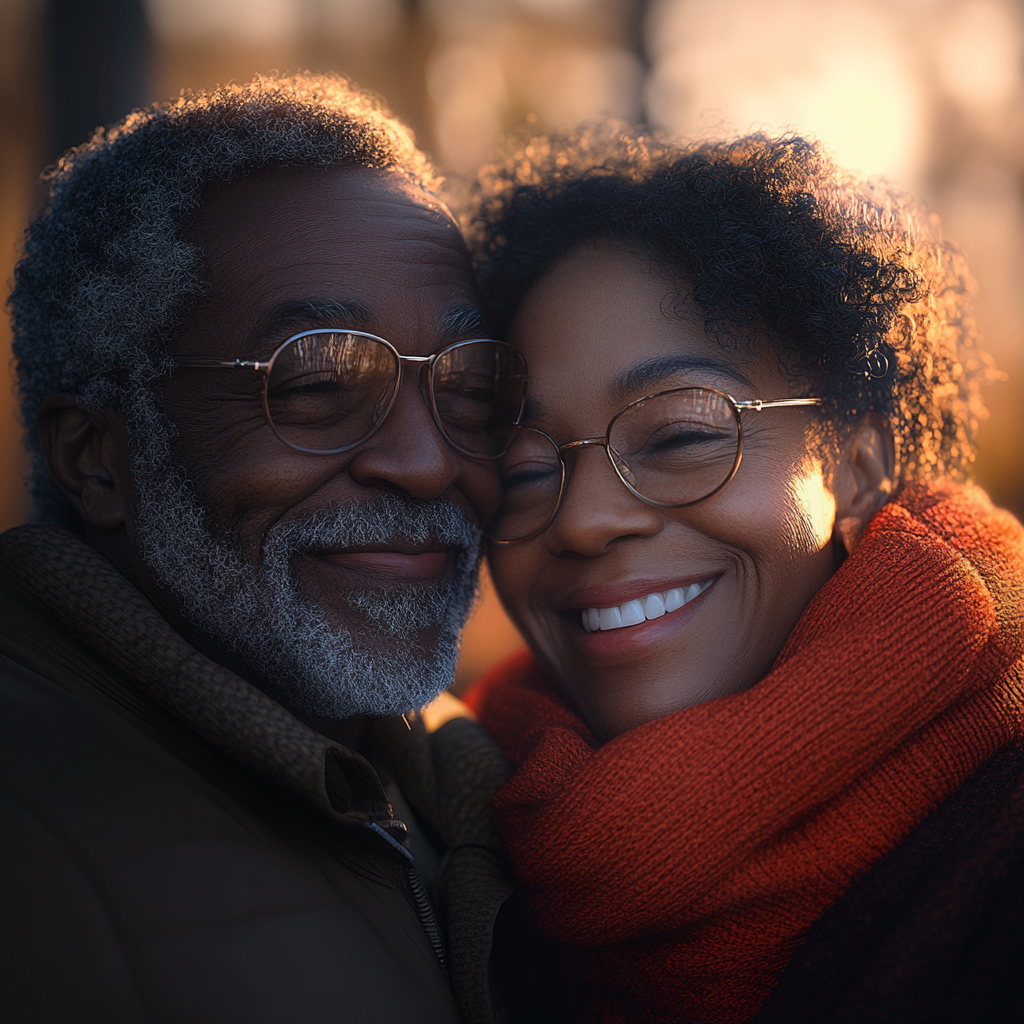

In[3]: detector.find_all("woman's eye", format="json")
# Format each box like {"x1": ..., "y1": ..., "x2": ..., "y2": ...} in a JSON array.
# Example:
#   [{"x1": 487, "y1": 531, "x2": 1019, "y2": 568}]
[{"x1": 643, "y1": 423, "x2": 728, "y2": 452}]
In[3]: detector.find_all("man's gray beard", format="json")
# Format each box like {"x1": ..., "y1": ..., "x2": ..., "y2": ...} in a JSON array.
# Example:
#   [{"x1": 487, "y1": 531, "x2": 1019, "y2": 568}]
[{"x1": 121, "y1": 389, "x2": 481, "y2": 721}]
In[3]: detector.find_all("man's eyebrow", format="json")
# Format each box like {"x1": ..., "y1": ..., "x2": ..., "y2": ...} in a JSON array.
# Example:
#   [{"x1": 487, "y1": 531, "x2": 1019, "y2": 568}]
[
  {"x1": 252, "y1": 298, "x2": 374, "y2": 348},
  {"x1": 250, "y1": 299, "x2": 489, "y2": 352},
  {"x1": 612, "y1": 356, "x2": 755, "y2": 399},
  {"x1": 441, "y1": 305, "x2": 489, "y2": 338}
]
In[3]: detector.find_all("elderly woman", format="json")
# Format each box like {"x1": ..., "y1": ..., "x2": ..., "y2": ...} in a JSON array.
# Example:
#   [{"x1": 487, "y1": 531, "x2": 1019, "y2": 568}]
[{"x1": 465, "y1": 132, "x2": 1024, "y2": 1023}]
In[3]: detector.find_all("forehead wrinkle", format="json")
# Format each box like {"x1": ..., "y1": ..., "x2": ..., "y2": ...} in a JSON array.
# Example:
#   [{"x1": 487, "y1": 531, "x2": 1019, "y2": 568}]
[{"x1": 612, "y1": 355, "x2": 756, "y2": 400}]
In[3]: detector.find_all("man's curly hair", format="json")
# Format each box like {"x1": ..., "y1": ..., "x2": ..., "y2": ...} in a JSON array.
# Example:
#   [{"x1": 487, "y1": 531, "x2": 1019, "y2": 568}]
[
  {"x1": 467, "y1": 127, "x2": 991, "y2": 484},
  {"x1": 9, "y1": 72, "x2": 439, "y2": 526}
]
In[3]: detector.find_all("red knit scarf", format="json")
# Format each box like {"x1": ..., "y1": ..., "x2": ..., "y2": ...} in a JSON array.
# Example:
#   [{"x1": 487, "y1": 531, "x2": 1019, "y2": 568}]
[{"x1": 468, "y1": 485, "x2": 1024, "y2": 1023}]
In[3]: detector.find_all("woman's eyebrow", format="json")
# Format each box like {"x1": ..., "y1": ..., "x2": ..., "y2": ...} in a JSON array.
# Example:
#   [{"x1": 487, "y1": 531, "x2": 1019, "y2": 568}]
[{"x1": 612, "y1": 356, "x2": 755, "y2": 399}]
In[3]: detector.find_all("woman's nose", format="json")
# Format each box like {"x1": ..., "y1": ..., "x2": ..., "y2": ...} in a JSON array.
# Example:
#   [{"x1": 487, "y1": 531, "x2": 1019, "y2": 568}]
[{"x1": 545, "y1": 445, "x2": 664, "y2": 556}]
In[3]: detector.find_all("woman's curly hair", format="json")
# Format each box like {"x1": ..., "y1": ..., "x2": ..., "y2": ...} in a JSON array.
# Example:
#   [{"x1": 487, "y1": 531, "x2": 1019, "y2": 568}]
[{"x1": 466, "y1": 127, "x2": 992, "y2": 483}]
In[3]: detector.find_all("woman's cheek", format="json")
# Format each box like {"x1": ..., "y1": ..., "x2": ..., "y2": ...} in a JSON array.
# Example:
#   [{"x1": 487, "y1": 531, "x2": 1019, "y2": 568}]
[{"x1": 782, "y1": 461, "x2": 837, "y2": 556}]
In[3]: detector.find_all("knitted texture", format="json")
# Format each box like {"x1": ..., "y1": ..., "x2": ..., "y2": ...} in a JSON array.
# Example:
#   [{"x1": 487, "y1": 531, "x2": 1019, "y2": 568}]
[{"x1": 468, "y1": 484, "x2": 1024, "y2": 1023}]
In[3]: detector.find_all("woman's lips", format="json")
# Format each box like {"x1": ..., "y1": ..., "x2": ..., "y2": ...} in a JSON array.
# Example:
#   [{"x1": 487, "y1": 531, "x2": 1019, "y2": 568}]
[
  {"x1": 313, "y1": 548, "x2": 450, "y2": 583},
  {"x1": 560, "y1": 573, "x2": 719, "y2": 613},
  {"x1": 561, "y1": 575, "x2": 719, "y2": 664}
]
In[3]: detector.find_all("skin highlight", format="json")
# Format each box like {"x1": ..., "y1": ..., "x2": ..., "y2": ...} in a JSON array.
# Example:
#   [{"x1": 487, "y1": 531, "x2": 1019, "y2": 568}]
[
  {"x1": 488, "y1": 243, "x2": 894, "y2": 740},
  {"x1": 37, "y1": 166, "x2": 500, "y2": 744}
]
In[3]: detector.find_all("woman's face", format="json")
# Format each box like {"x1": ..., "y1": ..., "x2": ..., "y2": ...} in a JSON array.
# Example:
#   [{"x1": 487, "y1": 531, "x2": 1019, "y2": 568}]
[{"x1": 488, "y1": 243, "x2": 848, "y2": 739}]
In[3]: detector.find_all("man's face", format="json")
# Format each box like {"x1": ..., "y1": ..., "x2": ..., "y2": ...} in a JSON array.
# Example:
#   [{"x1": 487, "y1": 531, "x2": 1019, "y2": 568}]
[{"x1": 118, "y1": 166, "x2": 499, "y2": 724}]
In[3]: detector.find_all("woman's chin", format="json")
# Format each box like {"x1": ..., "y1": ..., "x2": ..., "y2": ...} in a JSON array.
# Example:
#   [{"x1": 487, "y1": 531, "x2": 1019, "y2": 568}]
[{"x1": 541, "y1": 582, "x2": 739, "y2": 737}]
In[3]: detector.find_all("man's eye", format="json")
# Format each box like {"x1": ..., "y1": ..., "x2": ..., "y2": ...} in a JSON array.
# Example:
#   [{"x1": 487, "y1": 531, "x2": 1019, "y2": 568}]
[
  {"x1": 269, "y1": 374, "x2": 346, "y2": 397},
  {"x1": 500, "y1": 462, "x2": 560, "y2": 489}
]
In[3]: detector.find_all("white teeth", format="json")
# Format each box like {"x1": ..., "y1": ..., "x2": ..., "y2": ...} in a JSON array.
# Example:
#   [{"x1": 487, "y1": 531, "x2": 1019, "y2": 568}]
[
  {"x1": 619, "y1": 599, "x2": 646, "y2": 627},
  {"x1": 581, "y1": 580, "x2": 712, "y2": 633}
]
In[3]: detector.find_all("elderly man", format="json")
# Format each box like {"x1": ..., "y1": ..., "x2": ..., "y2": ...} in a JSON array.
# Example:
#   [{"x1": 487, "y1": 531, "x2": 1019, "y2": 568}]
[{"x1": 0, "y1": 76, "x2": 521, "y2": 1023}]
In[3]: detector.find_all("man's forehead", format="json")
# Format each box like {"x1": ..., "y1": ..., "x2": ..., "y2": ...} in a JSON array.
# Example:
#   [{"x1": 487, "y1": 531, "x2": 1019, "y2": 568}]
[
  {"x1": 178, "y1": 165, "x2": 482, "y2": 357},
  {"x1": 192, "y1": 164, "x2": 459, "y2": 244}
]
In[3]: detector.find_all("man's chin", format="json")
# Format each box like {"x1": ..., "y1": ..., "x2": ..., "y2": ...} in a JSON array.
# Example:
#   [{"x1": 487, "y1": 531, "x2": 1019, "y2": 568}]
[{"x1": 303, "y1": 601, "x2": 447, "y2": 656}]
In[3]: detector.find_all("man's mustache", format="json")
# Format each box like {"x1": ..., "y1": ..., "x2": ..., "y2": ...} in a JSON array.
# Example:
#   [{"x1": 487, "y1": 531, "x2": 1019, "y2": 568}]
[{"x1": 265, "y1": 491, "x2": 482, "y2": 562}]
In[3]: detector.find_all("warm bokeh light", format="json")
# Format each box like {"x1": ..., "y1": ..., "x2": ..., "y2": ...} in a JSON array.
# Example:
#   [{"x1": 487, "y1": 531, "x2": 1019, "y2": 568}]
[
  {"x1": 2, "y1": 0, "x2": 1023, "y2": 689},
  {"x1": 646, "y1": 0, "x2": 927, "y2": 189},
  {"x1": 454, "y1": 563, "x2": 526, "y2": 695}
]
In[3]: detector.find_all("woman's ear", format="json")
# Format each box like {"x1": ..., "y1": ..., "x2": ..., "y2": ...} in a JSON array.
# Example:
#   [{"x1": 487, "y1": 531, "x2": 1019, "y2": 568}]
[
  {"x1": 37, "y1": 395, "x2": 132, "y2": 531},
  {"x1": 832, "y1": 413, "x2": 895, "y2": 556}
]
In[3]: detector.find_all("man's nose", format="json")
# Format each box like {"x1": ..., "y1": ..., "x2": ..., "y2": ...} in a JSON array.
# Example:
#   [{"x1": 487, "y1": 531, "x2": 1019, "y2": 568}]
[
  {"x1": 346, "y1": 371, "x2": 458, "y2": 499},
  {"x1": 545, "y1": 446, "x2": 664, "y2": 556}
]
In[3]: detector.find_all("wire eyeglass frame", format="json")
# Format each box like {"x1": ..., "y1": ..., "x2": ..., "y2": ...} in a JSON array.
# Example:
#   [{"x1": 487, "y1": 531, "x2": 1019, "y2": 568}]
[
  {"x1": 173, "y1": 328, "x2": 528, "y2": 459},
  {"x1": 488, "y1": 386, "x2": 824, "y2": 544}
]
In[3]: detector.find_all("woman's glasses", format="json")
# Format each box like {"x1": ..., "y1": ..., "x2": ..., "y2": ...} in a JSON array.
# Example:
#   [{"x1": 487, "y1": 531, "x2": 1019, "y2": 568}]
[
  {"x1": 175, "y1": 329, "x2": 528, "y2": 459},
  {"x1": 488, "y1": 386, "x2": 823, "y2": 543}
]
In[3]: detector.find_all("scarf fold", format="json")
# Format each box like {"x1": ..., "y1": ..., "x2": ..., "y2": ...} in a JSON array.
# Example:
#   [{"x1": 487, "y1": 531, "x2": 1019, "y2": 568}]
[{"x1": 469, "y1": 484, "x2": 1024, "y2": 1023}]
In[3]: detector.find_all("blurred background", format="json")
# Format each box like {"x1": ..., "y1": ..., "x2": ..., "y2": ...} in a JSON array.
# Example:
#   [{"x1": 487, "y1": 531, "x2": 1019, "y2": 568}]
[{"x1": 2, "y1": 0, "x2": 1023, "y2": 690}]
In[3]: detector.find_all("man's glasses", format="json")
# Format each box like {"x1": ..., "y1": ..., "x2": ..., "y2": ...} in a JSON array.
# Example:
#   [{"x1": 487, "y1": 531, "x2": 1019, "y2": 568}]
[
  {"x1": 488, "y1": 386, "x2": 823, "y2": 543},
  {"x1": 174, "y1": 329, "x2": 528, "y2": 459}
]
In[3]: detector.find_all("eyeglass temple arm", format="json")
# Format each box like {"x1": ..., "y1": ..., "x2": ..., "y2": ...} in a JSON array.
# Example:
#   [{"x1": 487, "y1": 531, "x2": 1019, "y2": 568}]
[
  {"x1": 733, "y1": 397, "x2": 824, "y2": 411},
  {"x1": 173, "y1": 356, "x2": 271, "y2": 372}
]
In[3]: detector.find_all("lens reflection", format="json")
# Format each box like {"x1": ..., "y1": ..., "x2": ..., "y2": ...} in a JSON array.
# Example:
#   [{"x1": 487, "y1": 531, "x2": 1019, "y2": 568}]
[
  {"x1": 266, "y1": 333, "x2": 397, "y2": 453},
  {"x1": 266, "y1": 332, "x2": 526, "y2": 457},
  {"x1": 432, "y1": 342, "x2": 527, "y2": 457},
  {"x1": 610, "y1": 389, "x2": 740, "y2": 504},
  {"x1": 491, "y1": 427, "x2": 564, "y2": 541}
]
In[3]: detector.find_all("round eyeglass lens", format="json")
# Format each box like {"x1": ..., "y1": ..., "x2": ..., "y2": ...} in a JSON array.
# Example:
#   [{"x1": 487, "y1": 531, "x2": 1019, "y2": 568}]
[
  {"x1": 265, "y1": 332, "x2": 398, "y2": 454},
  {"x1": 431, "y1": 342, "x2": 528, "y2": 458},
  {"x1": 608, "y1": 388, "x2": 741, "y2": 506},
  {"x1": 490, "y1": 427, "x2": 564, "y2": 542}
]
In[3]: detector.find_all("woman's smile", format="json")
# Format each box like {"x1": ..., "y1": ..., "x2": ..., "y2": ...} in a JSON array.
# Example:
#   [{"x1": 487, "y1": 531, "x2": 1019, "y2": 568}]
[
  {"x1": 563, "y1": 572, "x2": 719, "y2": 662},
  {"x1": 575, "y1": 575, "x2": 716, "y2": 633}
]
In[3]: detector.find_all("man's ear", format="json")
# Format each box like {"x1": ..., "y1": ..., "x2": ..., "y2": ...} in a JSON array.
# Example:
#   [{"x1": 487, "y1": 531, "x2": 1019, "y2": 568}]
[
  {"x1": 37, "y1": 395, "x2": 132, "y2": 531},
  {"x1": 832, "y1": 413, "x2": 896, "y2": 556}
]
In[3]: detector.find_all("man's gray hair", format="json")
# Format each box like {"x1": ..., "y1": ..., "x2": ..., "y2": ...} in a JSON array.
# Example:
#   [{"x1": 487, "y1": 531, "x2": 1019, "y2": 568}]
[{"x1": 9, "y1": 73, "x2": 439, "y2": 527}]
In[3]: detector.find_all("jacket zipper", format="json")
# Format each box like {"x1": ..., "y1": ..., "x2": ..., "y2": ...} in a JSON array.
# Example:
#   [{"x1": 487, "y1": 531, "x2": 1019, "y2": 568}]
[{"x1": 363, "y1": 821, "x2": 448, "y2": 972}]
